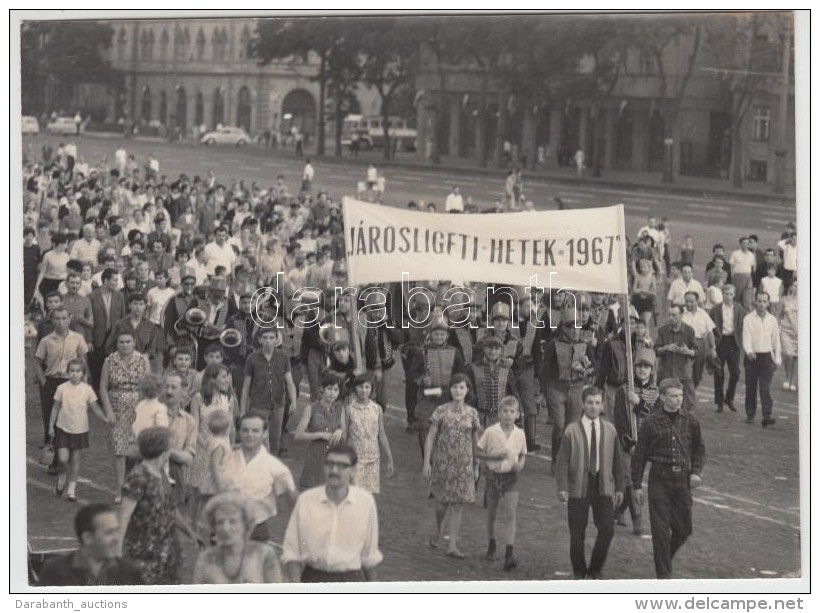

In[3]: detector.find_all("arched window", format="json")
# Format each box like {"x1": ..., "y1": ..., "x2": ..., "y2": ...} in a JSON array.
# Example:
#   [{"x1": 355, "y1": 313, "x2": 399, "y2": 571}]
[
  {"x1": 141, "y1": 87, "x2": 152, "y2": 122},
  {"x1": 159, "y1": 91, "x2": 168, "y2": 125},
  {"x1": 195, "y1": 91, "x2": 204, "y2": 126},
  {"x1": 160, "y1": 29, "x2": 169, "y2": 61},
  {"x1": 239, "y1": 25, "x2": 251, "y2": 60},
  {"x1": 117, "y1": 27, "x2": 127, "y2": 62},
  {"x1": 212, "y1": 28, "x2": 223, "y2": 62},
  {"x1": 196, "y1": 28, "x2": 205, "y2": 61},
  {"x1": 148, "y1": 30, "x2": 155, "y2": 61},
  {"x1": 212, "y1": 88, "x2": 225, "y2": 128},
  {"x1": 237, "y1": 86, "x2": 252, "y2": 132}
]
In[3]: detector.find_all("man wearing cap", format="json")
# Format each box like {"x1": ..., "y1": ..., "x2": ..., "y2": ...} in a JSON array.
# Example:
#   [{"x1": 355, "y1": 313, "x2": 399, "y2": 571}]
[
  {"x1": 612, "y1": 348, "x2": 661, "y2": 536},
  {"x1": 203, "y1": 226, "x2": 236, "y2": 279},
  {"x1": 408, "y1": 314, "x2": 465, "y2": 453},
  {"x1": 162, "y1": 268, "x2": 200, "y2": 351},
  {"x1": 241, "y1": 327, "x2": 298, "y2": 455},
  {"x1": 146, "y1": 214, "x2": 173, "y2": 253},
  {"x1": 467, "y1": 334, "x2": 517, "y2": 427},
  {"x1": 632, "y1": 378, "x2": 705, "y2": 579},
  {"x1": 655, "y1": 304, "x2": 697, "y2": 412},
  {"x1": 540, "y1": 309, "x2": 596, "y2": 465}
]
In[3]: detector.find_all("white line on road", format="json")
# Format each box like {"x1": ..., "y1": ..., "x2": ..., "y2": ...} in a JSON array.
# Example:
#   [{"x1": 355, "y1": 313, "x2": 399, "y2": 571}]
[
  {"x1": 694, "y1": 496, "x2": 799, "y2": 531},
  {"x1": 699, "y1": 487, "x2": 799, "y2": 517},
  {"x1": 26, "y1": 457, "x2": 115, "y2": 495}
]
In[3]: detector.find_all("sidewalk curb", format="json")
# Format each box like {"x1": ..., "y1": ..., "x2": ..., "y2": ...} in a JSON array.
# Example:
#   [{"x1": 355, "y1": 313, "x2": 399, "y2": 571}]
[{"x1": 79, "y1": 131, "x2": 796, "y2": 207}]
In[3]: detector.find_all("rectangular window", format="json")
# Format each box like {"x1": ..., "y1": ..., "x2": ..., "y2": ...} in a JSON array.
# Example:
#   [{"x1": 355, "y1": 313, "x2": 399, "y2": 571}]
[
  {"x1": 748, "y1": 159, "x2": 768, "y2": 182},
  {"x1": 752, "y1": 106, "x2": 771, "y2": 142}
]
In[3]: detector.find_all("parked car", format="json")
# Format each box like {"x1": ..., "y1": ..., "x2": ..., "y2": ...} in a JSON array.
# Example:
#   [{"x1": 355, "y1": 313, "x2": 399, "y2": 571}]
[
  {"x1": 46, "y1": 117, "x2": 79, "y2": 135},
  {"x1": 200, "y1": 126, "x2": 251, "y2": 147},
  {"x1": 22, "y1": 116, "x2": 40, "y2": 134}
]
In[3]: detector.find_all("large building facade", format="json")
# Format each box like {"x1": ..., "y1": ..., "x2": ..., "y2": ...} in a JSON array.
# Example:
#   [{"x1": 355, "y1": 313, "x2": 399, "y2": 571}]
[
  {"x1": 414, "y1": 16, "x2": 794, "y2": 185},
  {"x1": 106, "y1": 18, "x2": 379, "y2": 142}
]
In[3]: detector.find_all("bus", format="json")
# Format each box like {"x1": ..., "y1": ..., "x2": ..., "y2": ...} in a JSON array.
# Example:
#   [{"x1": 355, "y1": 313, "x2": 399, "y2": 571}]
[{"x1": 340, "y1": 114, "x2": 417, "y2": 152}]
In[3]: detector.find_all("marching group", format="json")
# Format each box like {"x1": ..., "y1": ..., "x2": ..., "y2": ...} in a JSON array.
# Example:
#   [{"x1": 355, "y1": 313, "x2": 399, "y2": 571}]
[{"x1": 22, "y1": 140, "x2": 798, "y2": 585}]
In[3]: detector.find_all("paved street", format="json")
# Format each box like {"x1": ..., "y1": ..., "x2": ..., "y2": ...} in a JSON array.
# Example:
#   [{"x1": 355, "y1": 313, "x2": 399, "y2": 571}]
[{"x1": 21, "y1": 133, "x2": 802, "y2": 583}]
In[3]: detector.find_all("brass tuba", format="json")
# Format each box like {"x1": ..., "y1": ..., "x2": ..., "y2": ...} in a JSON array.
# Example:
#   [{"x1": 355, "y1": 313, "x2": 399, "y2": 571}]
[
  {"x1": 219, "y1": 328, "x2": 243, "y2": 349},
  {"x1": 174, "y1": 306, "x2": 207, "y2": 335}
]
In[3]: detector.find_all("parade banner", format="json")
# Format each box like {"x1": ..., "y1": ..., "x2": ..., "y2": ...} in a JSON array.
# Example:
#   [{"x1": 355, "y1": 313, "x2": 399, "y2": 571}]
[{"x1": 342, "y1": 197, "x2": 629, "y2": 293}]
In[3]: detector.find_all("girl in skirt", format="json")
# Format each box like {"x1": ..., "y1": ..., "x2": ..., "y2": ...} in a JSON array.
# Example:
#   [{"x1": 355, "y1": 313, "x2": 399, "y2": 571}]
[{"x1": 49, "y1": 359, "x2": 112, "y2": 502}]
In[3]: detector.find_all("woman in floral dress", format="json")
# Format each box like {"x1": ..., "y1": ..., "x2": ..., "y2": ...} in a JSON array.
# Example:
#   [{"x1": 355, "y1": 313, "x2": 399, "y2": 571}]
[
  {"x1": 99, "y1": 331, "x2": 150, "y2": 504},
  {"x1": 344, "y1": 374, "x2": 394, "y2": 494},
  {"x1": 119, "y1": 426, "x2": 200, "y2": 584},
  {"x1": 423, "y1": 373, "x2": 481, "y2": 559}
]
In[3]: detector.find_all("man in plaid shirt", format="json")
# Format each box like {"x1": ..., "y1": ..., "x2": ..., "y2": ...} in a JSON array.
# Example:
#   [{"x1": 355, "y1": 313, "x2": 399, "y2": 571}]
[{"x1": 632, "y1": 378, "x2": 705, "y2": 579}]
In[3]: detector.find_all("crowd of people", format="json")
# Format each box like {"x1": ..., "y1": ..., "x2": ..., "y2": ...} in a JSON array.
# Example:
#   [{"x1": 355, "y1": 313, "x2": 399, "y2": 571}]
[{"x1": 23, "y1": 139, "x2": 798, "y2": 585}]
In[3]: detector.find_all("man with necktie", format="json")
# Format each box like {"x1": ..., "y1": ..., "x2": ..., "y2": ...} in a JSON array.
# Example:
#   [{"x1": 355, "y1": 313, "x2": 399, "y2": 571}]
[{"x1": 556, "y1": 385, "x2": 624, "y2": 579}]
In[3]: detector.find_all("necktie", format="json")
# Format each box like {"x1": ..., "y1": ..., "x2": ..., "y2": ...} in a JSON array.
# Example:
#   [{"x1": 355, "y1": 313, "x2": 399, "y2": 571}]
[{"x1": 590, "y1": 421, "x2": 598, "y2": 476}]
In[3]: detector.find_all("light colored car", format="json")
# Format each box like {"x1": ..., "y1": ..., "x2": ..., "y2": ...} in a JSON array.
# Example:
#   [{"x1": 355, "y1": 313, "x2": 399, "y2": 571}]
[
  {"x1": 200, "y1": 126, "x2": 251, "y2": 147},
  {"x1": 22, "y1": 116, "x2": 40, "y2": 134},
  {"x1": 46, "y1": 117, "x2": 80, "y2": 135}
]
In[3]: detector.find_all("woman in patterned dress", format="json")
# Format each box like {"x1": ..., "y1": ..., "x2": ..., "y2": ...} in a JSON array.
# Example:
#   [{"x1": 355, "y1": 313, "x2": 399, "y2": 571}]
[
  {"x1": 779, "y1": 282, "x2": 798, "y2": 391},
  {"x1": 344, "y1": 374, "x2": 394, "y2": 494},
  {"x1": 294, "y1": 374, "x2": 345, "y2": 489},
  {"x1": 423, "y1": 373, "x2": 481, "y2": 559},
  {"x1": 119, "y1": 427, "x2": 201, "y2": 584},
  {"x1": 100, "y1": 331, "x2": 151, "y2": 505},
  {"x1": 189, "y1": 364, "x2": 238, "y2": 526}
]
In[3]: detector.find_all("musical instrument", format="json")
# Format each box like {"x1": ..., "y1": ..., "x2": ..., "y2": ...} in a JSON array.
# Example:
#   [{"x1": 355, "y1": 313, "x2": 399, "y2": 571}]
[
  {"x1": 319, "y1": 324, "x2": 349, "y2": 347},
  {"x1": 219, "y1": 328, "x2": 243, "y2": 349},
  {"x1": 174, "y1": 306, "x2": 207, "y2": 336}
]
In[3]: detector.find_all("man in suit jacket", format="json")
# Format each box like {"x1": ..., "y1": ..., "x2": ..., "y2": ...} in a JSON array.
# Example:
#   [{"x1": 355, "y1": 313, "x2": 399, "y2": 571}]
[
  {"x1": 556, "y1": 385, "x2": 625, "y2": 579},
  {"x1": 709, "y1": 284, "x2": 745, "y2": 413},
  {"x1": 88, "y1": 268, "x2": 126, "y2": 388}
]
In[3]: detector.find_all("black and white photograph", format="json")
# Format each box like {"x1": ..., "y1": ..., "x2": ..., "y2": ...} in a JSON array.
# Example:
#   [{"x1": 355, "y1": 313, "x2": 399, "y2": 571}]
[{"x1": 9, "y1": 9, "x2": 810, "y2": 599}]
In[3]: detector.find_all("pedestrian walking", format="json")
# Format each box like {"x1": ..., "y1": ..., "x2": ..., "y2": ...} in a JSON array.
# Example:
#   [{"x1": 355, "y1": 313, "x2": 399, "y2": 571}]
[
  {"x1": 556, "y1": 385, "x2": 624, "y2": 580},
  {"x1": 710, "y1": 284, "x2": 745, "y2": 413},
  {"x1": 632, "y1": 378, "x2": 705, "y2": 579},
  {"x1": 742, "y1": 292, "x2": 781, "y2": 427}
]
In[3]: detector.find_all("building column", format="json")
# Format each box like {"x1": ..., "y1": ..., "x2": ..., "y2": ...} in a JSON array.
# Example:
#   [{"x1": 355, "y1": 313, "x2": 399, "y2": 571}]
[
  {"x1": 520, "y1": 104, "x2": 537, "y2": 170},
  {"x1": 603, "y1": 106, "x2": 616, "y2": 170},
  {"x1": 578, "y1": 107, "x2": 589, "y2": 154},
  {"x1": 449, "y1": 99, "x2": 461, "y2": 157},
  {"x1": 633, "y1": 110, "x2": 648, "y2": 172},
  {"x1": 548, "y1": 109, "x2": 563, "y2": 168},
  {"x1": 416, "y1": 98, "x2": 428, "y2": 160}
]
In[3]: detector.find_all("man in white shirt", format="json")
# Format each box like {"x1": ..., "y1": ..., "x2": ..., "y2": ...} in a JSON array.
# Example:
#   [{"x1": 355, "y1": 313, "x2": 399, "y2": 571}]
[
  {"x1": 203, "y1": 226, "x2": 236, "y2": 278},
  {"x1": 729, "y1": 237, "x2": 756, "y2": 310},
  {"x1": 230, "y1": 412, "x2": 298, "y2": 542},
  {"x1": 681, "y1": 292, "x2": 716, "y2": 391},
  {"x1": 666, "y1": 264, "x2": 705, "y2": 307},
  {"x1": 445, "y1": 186, "x2": 464, "y2": 213},
  {"x1": 114, "y1": 146, "x2": 127, "y2": 175},
  {"x1": 69, "y1": 224, "x2": 101, "y2": 264},
  {"x1": 301, "y1": 158, "x2": 315, "y2": 194},
  {"x1": 742, "y1": 292, "x2": 781, "y2": 427},
  {"x1": 282, "y1": 443, "x2": 383, "y2": 582},
  {"x1": 636, "y1": 216, "x2": 662, "y2": 248}
]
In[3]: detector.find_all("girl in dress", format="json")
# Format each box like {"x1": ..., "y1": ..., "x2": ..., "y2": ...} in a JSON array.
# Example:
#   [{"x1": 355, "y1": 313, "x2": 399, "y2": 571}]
[
  {"x1": 193, "y1": 410, "x2": 236, "y2": 536},
  {"x1": 779, "y1": 282, "x2": 798, "y2": 391},
  {"x1": 295, "y1": 375, "x2": 345, "y2": 489},
  {"x1": 422, "y1": 373, "x2": 482, "y2": 559},
  {"x1": 49, "y1": 360, "x2": 112, "y2": 502},
  {"x1": 344, "y1": 374, "x2": 394, "y2": 494}
]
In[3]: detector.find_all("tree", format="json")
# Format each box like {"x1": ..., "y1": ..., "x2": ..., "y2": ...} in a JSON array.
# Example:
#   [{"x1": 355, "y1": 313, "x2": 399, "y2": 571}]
[
  {"x1": 252, "y1": 17, "x2": 363, "y2": 157},
  {"x1": 359, "y1": 18, "x2": 421, "y2": 160},
  {"x1": 21, "y1": 20, "x2": 119, "y2": 116},
  {"x1": 631, "y1": 15, "x2": 704, "y2": 183},
  {"x1": 703, "y1": 13, "x2": 789, "y2": 189}
]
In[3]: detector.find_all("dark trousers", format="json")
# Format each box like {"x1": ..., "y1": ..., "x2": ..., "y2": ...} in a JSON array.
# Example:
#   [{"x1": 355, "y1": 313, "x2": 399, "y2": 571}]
[
  {"x1": 744, "y1": 352, "x2": 775, "y2": 419},
  {"x1": 302, "y1": 566, "x2": 365, "y2": 583},
  {"x1": 647, "y1": 465, "x2": 692, "y2": 579},
  {"x1": 402, "y1": 354, "x2": 418, "y2": 424},
  {"x1": 692, "y1": 338, "x2": 708, "y2": 388},
  {"x1": 567, "y1": 475, "x2": 615, "y2": 578},
  {"x1": 39, "y1": 376, "x2": 65, "y2": 444},
  {"x1": 714, "y1": 336, "x2": 740, "y2": 406},
  {"x1": 88, "y1": 349, "x2": 106, "y2": 391}
]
